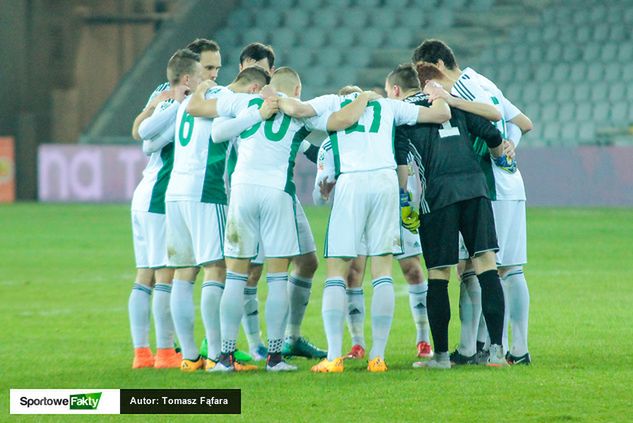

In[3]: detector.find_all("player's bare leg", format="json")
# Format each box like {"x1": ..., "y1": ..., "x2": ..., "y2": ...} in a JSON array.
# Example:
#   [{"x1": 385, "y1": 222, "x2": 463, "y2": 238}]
[
  {"x1": 129, "y1": 268, "x2": 155, "y2": 368},
  {"x1": 399, "y1": 256, "x2": 433, "y2": 358},
  {"x1": 344, "y1": 256, "x2": 367, "y2": 359}
]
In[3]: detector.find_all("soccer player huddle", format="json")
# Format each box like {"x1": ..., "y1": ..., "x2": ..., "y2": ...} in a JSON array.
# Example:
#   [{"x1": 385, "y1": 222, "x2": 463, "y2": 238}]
[{"x1": 128, "y1": 36, "x2": 534, "y2": 373}]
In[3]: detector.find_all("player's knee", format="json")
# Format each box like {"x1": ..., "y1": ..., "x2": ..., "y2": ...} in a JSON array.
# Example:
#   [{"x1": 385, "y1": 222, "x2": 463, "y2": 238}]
[
  {"x1": 498, "y1": 265, "x2": 522, "y2": 279},
  {"x1": 154, "y1": 267, "x2": 174, "y2": 284},
  {"x1": 401, "y1": 259, "x2": 424, "y2": 284},
  {"x1": 203, "y1": 261, "x2": 226, "y2": 282},
  {"x1": 293, "y1": 252, "x2": 318, "y2": 278},
  {"x1": 428, "y1": 266, "x2": 451, "y2": 281},
  {"x1": 247, "y1": 264, "x2": 263, "y2": 286},
  {"x1": 472, "y1": 251, "x2": 497, "y2": 274},
  {"x1": 135, "y1": 268, "x2": 154, "y2": 285}
]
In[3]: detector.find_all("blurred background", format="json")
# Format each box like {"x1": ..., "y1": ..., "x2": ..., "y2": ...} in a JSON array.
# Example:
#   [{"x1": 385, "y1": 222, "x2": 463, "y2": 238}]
[{"x1": 1, "y1": 0, "x2": 632, "y2": 205}]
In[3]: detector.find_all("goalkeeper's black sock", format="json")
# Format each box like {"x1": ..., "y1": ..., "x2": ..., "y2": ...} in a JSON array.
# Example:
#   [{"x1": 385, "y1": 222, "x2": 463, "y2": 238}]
[
  {"x1": 478, "y1": 269, "x2": 505, "y2": 346},
  {"x1": 426, "y1": 279, "x2": 450, "y2": 353}
]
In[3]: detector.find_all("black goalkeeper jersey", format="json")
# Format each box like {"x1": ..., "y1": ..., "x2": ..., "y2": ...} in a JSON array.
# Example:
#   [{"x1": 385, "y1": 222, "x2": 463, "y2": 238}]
[{"x1": 395, "y1": 92, "x2": 502, "y2": 214}]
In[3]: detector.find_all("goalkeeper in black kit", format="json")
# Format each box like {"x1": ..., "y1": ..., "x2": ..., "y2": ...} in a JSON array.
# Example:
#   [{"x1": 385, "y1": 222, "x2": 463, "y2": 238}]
[{"x1": 393, "y1": 64, "x2": 509, "y2": 369}]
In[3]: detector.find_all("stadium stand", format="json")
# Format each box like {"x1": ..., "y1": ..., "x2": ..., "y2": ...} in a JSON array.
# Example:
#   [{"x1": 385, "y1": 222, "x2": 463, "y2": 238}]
[{"x1": 82, "y1": 0, "x2": 633, "y2": 147}]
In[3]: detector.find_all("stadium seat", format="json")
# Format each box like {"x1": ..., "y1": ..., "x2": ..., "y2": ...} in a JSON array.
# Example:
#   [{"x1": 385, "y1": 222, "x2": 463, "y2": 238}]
[
  {"x1": 562, "y1": 45, "x2": 581, "y2": 63},
  {"x1": 593, "y1": 23, "x2": 610, "y2": 42},
  {"x1": 559, "y1": 122, "x2": 577, "y2": 143},
  {"x1": 258, "y1": 9, "x2": 283, "y2": 27},
  {"x1": 578, "y1": 121, "x2": 595, "y2": 143},
  {"x1": 399, "y1": 9, "x2": 426, "y2": 29},
  {"x1": 388, "y1": 0, "x2": 410, "y2": 8},
  {"x1": 269, "y1": 0, "x2": 295, "y2": 9},
  {"x1": 610, "y1": 103, "x2": 628, "y2": 125},
  {"x1": 573, "y1": 85, "x2": 590, "y2": 103},
  {"x1": 270, "y1": 28, "x2": 297, "y2": 50},
  {"x1": 541, "y1": 103, "x2": 557, "y2": 122},
  {"x1": 556, "y1": 83, "x2": 574, "y2": 103},
  {"x1": 543, "y1": 122, "x2": 560, "y2": 141},
  {"x1": 594, "y1": 103, "x2": 609, "y2": 122},
  {"x1": 605, "y1": 67, "x2": 621, "y2": 83},
  {"x1": 600, "y1": 44, "x2": 618, "y2": 62},
  {"x1": 228, "y1": 9, "x2": 253, "y2": 28},
  {"x1": 385, "y1": 27, "x2": 413, "y2": 48},
  {"x1": 300, "y1": 27, "x2": 328, "y2": 48},
  {"x1": 303, "y1": 68, "x2": 329, "y2": 87},
  {"x1": 429, "y1": 8, "x2": 454, "y2": 28},
  {"x1": 619, "y1": 42, "x2": 633, "y2": 62},
  {"x1": 609, "y1": 25, "x2": 626, "y2": 42},
  {"x1": 344, "y1": 47, "x2": 371, "y2": 68},
  {"x1": 541, "y1": 26, "x2": 557, "y2": 42},
  {"x1": 286, "y1": 47, "x2": 314, "y2": 67},
  {"x1": 242, "y1": 0, "x2": 266, "y2": 7},
  {"x1": 574, "y1": 26, "x2": 592, "y2": 44},
  {"x1": 346, "y1": 8, "x2": 369, "y2": 28},
  {"x1": 312, "y1": 8, "x2": 338, "y2": 28},
  {"x1": 558, "y1": 103, "x2": 575, "y2": 123},
  {"x1": 362, "y1": 29, "x2": 385, "y2": 49},
  {"x1": 582, "y1": 42, "x2": 601, "y2": 61},
  {"x1": 369, "y1": 8, "x2": 398, "y2": 27},
  {"x1": 296, "y1": 0, "x2": 323, "y2": 9},
  {"x1": 505, "y1": 85, "x2": 522, "y2": 102},
  {"x1": 544, "y1": 44, "x2": 563, "y2": 63},
  {"x1": 322, "y1": 0, "x2": 353, "y2": 7},
  {"x1": 242, "y1": 28, "x2": 269, "y2": 45},
  {"x1": 567, "y1": 63, "x2": 586, "y2": 83},
  {"x1": 332, "y1": 66, "x2": 358, "y2": 88},
  {"x1": 590, "y1": 84, "x2": 605, "y2": 102},
  {"x1": 551, "y1": 64, "x2": 570, "y2": 82},
  {"x1": 328, "y1": 28, "x2": 356, "y2": 48},
  {"x1": 284, "y1": 9, "x2": 311, "y2": 29},
  {"x1": 442, "y1": 0, "x2": 467, "y2": 8},
  {"x1": 539, "y1": 84, "x2": 556, "y2": 103},
  {"x1": 576, "y1": 103, "x2": 592, "y2": 121},
  {"x1": 317, "y1": 49, "x2": 343, "y2": 68},
  {"x1": 214, "y1": 28, "x2": 239, "y2": 51},
  {"x1": 470, "y1": 0, "x2": 494, "y2": 12},
  {"x1": 586, "y1": 64, "x2": 603, "y2": 83}
]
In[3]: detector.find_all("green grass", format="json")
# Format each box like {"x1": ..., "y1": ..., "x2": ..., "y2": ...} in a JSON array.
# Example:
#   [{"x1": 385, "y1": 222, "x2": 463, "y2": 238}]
[{"x1": 1, "y1": 204, "x2": 632, "y2": 422}]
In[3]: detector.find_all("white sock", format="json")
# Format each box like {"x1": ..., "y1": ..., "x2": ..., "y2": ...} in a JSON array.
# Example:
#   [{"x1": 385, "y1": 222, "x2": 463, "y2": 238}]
[
  {"x1": 201, "y1": 281, "x2": 223, "y2": 360},
  {"x1": 408, "y1": 280, "x2": 429, "y2": 344},
  {"x1": 370, "y1": 277, "x2": 395, "y2": 360},
  {"x1": 170, "y1": 279, "x2": 197, "y2": 360},
  {"x1": 286, "y1": 274, "x2": 312, "y2": 340},
  {"x1": 242, "y1": 286, "x2": 263, "y2": 351},
  {"x1": 266, "y1": 273, "x2": 289, "y2": 354},
  {"x1": 220, "y1": 272, "x2": 247, "y2": 354},
  {"x1": 346, "y1": 287, "x2": 365, "y2": 347},
  {"x1": 129, "y1": 283, "x2": 152, "y2": 348},
  {"x1": 506, "y1": 269, "x2": 530, "y2": 356},
  {"x1": 500, "y1": 276, "x2": 511, "y2": 353},
  {"x1": 152, "y1": 283, "x2": 174, "y2": 349},
  {"x1": 458, "y1": 271, "x2": 480, "y2": 356},
  {"x1": 323, "y1": 278, "x2": 346, "y2": 361}
]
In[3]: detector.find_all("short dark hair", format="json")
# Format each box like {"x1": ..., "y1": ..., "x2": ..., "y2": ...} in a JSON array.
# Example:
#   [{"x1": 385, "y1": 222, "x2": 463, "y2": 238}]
[
  {"x1": 387, "y1": 63, "x2": 420, "y2": 91},
  {"x1": 412, "y1": 39, "x2": 457, "y2": 70},
  {"x1": 234, "y1": 65, "x2": 271, "y2": 86},
  {"x1": 186, "y1": 38, "x2": 220, "y2": 54},
  {"x1": 166, "y1": 49, "x2": 200, "y2": 84},
  {"x1": 240, "y1": 42, "x2": 275, "y2": 68},
  {"x1": 415, "y1": 63, "x2": 446, "y2": 87}
]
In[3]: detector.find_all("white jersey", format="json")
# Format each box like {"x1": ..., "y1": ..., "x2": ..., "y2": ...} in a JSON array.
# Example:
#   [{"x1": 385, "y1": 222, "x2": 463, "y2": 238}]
[
  {"x1": 216, "y1": 93, "x2": 310, "y2": 196},
  {"x1": 305, "y1": 93, "x2": 419, "y2": 176},
  {"x1": 313, "y1": 139, "x2": 335, "y2": 205},
  {"x1": 453, "y1": 67, "x2": 526, "y2": 201},
  {"x1": 165, "y1": 86, "x2": 231, "y2": 204},
  {"x1": 132, "y1": 100, "x2": 175, "y2": 213}
]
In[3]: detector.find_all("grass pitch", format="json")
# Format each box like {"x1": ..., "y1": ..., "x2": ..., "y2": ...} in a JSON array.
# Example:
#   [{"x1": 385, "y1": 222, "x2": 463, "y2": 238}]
[{"x1": 1, "y1": 204, "x2": 632, "y2": 422}]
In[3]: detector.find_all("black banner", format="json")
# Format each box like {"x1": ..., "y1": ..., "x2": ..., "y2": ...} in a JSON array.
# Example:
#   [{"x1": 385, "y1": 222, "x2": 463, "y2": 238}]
[{"x1": 120, "y1": 389, "x2": 241, "y2": 414}]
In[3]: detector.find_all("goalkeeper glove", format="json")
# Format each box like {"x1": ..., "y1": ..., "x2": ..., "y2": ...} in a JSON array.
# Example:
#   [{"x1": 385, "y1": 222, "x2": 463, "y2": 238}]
[{"x1": 400, "y1": 189, "x2": 420, "y2": 234}]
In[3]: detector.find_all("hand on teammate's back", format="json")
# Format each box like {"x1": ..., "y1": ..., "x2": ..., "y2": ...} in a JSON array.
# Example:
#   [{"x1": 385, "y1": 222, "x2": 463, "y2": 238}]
[
  {"x1": 503, "y1": 139, "x2": 516, "y2": 160},
  {"x1": 260, "y1": 84, "x2": 277, "y2": 99},
  {"x1": 423, "y1": 81, "x2": 451, "y2": 104},
  {"x1": 196, "y1": 79, "x2": 217, "y2": 94},
  {"x1": 364, "y1": 90, "x2": 383, "y2": 101},
  {"x1": 260, "y1": 97, "x2": 279, "y2": 119},
  {"x1": 319, "y1": 178, "x2": 336, "y2": 201},
  {"x1": 146, "y1": 90, "x2": 172, "y2": 110}
]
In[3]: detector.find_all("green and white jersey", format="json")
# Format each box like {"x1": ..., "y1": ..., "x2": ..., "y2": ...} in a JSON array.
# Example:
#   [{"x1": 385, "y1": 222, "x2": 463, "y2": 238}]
[
  {"x1": 165, "y1": 86, "x2": 230, "y2": 204},
  {"x1": 305, "y1": 93, "x2": 418, "y2": 176},
  {"x1": 132, "y1": 99, "x2": 175, "y2": 214},
  {"x1": 216, "y1": 93, "x2": 310, "y2": 196},
  {"x1": 453, "y1": 67, "x2": 526, "y2": 201}
]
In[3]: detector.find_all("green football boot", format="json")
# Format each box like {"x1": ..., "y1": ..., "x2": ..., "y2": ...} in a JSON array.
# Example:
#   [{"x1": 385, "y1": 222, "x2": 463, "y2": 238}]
[{"x1": 282, "y1": 336, "x2": 327, "y2": 359}]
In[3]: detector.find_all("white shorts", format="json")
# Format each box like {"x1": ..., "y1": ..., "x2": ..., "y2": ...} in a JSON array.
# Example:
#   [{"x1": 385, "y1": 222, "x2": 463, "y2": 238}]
[
  {"x1": 165, "y1": 201, "x2": 226, "y2": 267},
  {"x1": 396, "y1": 228, "x2": 423, "y2": 260},
  {"x1": 458, "y1": 200, "x2": 527, "y2": 266},
  {"x1": 325, "y1": 169, "x2": 401, "y2": 258},
  {"x1": 492, "y1": 200, "x2": 527, "y2": 266},
  {"x1": 250, "y1": 197, "x2": 316, "y2": 265},
  {"x1": 131, "y1": 210, "x2": 168, "y2": 268},
  {"x1": 225, "y1": 184, "x2": 300, "y2": 259}
]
